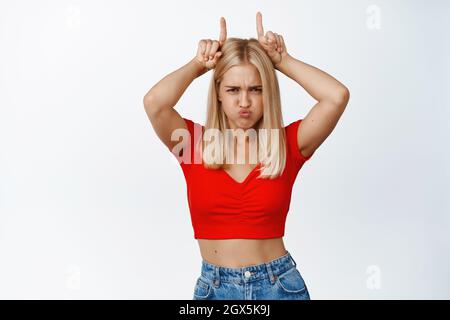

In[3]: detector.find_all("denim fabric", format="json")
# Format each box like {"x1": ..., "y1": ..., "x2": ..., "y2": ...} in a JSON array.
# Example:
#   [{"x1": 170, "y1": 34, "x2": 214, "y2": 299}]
[{"x1": 192, "y1": 251, "x2": 310, "y2": 300}]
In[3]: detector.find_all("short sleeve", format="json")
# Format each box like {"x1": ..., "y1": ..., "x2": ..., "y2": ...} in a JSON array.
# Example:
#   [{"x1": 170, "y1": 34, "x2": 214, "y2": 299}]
[
  {"x1": 172, "y1": 117, "x2": 203, "y2": 170},
  {"x1": 285, "y1": 119, "x2": 314, "y2": 164}
]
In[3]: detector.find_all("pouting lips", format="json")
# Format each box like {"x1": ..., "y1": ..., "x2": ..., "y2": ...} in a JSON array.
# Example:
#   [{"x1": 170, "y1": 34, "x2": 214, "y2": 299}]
[{"x1": 239, "y1": 111, "x2": 251, "y2": 118}]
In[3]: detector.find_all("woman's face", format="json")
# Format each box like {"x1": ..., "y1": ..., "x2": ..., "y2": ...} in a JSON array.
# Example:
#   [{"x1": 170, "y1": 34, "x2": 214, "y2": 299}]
[{"x1": 218, "y1": 64, "x2": 264, "y2": 130}]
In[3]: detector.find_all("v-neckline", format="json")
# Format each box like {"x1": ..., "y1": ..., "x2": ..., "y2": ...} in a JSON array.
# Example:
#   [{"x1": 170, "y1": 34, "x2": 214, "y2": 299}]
[
  {"x1": 221, "y1": 163, "x2": 261, "y2": 185},
  {"x1": 199, "y1": 124, "x2": 261, "y2": 184}
]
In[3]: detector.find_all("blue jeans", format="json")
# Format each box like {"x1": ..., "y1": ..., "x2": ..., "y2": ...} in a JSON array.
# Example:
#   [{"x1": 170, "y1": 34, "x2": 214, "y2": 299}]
[{"x1": 193, "y1": 251, "x2": 311, "y2": 300}]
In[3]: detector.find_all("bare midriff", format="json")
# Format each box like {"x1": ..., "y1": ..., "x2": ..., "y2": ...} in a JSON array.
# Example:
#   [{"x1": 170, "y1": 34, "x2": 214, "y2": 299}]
[{"x1": 197, "y1": 238, "x2": 287, "y2": 268}]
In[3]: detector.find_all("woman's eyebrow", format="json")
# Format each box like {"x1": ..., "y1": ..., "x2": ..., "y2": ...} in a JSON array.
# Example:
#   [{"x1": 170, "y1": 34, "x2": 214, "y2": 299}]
[{"x1": 224, "y1": 85, "x2": 262, "y2": 88}]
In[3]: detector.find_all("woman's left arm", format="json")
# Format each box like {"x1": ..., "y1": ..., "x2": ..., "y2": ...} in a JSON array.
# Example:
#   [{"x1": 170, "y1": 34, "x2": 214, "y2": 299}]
[
  {"x1": 275, "y1": 54, "x2": 350, "y2": 159},
  {"x1": 256, "y1": 11, "x2": 349, "y2": 159}
]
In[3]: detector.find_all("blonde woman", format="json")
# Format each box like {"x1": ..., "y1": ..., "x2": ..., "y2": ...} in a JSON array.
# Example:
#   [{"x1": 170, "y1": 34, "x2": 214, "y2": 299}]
[{"x1": 143, "y1": 12, "x2": 349, "y2": 300}]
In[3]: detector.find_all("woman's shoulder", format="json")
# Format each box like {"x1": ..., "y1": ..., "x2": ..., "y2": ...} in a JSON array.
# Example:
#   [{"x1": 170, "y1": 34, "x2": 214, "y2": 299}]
[
  {"x1": 284, "y1": 118, "x2": 313, "y2": 163},
  {"x1": 182, "y1": 117, "x2": 204, "y2": 134}
]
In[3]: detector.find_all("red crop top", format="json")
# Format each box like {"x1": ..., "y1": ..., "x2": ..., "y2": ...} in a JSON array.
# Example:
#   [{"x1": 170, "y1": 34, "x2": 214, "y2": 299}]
[{"x1": 171, "y1": 117, "x2": 313, "y2": 239}]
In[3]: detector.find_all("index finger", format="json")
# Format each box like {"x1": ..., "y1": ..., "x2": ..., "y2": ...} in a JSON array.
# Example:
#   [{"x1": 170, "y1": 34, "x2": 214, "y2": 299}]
[
  {"x1": 256, "y1": 12, "x2": 264, "y2": 38},
  {"x1": 219, "y1": 17, "x2": 227, "y2": 46}
]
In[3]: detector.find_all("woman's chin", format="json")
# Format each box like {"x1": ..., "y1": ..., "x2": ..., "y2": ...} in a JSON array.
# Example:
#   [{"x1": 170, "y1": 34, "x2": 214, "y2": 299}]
[{"x1": 235, "y1": 118, "x2": 256, "y2": 129}]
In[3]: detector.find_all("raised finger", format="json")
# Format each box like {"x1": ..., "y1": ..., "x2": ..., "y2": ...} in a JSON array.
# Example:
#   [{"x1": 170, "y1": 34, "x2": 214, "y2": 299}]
[
  {"x1": 219, "y1": 17, "x2": 227, "y2": 46},
  {"x1": 256, "y1": 12, "x2": 264, "y2": 39}
]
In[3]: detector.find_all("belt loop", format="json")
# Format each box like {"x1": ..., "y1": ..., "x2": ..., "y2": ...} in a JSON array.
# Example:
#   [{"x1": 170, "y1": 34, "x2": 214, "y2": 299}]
[
  {"x1": 213, "y1": 266, "x2": 220, "y2": 288},
  {"x1": 289, "y1": 252, "x2": 297, "y2": 267},
  {"x1": 265, "y1": 262, "x2": 276, "y2": 285}
]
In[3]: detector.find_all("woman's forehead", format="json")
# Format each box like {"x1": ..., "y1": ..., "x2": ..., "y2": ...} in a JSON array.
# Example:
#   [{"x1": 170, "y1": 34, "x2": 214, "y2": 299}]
[{"x1": 222, "y1": 65, "x2": 261, "y2": 84}]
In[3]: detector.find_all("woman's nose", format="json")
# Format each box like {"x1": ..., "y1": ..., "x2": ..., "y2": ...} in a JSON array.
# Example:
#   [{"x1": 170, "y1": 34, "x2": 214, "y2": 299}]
[{"x1": 239, "y1": 92, "x2": 251, "y2": 107}]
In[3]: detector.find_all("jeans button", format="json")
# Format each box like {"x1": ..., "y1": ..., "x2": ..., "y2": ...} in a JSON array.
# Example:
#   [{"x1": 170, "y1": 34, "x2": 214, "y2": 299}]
[{"x1": 244, "y1": 271, "x2": 251, "y2": 278}]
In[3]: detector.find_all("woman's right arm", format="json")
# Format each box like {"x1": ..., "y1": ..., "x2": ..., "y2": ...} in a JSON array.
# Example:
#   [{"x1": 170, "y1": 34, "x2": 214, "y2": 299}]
[
  {"x1": 143, "y1": 17, "x2": 227, "y2": 152},
  {"x1": 142, "y1": 57, "x2": 208, "y2": 151}
]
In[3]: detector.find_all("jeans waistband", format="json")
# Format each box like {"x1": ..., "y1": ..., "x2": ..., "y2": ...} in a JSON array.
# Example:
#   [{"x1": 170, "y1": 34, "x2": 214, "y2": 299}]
[{"x1": 200, "y1": 250, "x2": 298, "y2": 286}]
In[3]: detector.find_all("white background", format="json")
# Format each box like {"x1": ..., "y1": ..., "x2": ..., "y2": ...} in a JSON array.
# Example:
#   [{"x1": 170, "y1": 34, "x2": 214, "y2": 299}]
[{"x1": 1, "y1": 0, "x2": 449, "y2": 299}]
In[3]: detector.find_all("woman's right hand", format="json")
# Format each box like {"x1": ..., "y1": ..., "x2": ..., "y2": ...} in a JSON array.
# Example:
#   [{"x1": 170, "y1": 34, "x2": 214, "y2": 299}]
[{"x1": 194, "y1": 17, "x2": 227, "y2": 70}]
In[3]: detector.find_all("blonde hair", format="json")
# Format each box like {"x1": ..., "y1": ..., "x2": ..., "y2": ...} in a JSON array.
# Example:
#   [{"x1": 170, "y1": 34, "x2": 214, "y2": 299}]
[{"x1": 196, "y1": 37, "x2": 286, "y2": 179}]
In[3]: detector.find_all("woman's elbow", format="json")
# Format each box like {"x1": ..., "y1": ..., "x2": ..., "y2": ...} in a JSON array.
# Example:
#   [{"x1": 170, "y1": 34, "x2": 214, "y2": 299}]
[{"x1": 330, "y1": 86, "x2": 350, "y2": 107}]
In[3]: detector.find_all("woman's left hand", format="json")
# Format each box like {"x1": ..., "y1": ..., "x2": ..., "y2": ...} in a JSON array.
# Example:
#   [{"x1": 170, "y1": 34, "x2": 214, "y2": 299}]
[{"x1": 256, "y1": 12, "x2": 288, "y2": 68}]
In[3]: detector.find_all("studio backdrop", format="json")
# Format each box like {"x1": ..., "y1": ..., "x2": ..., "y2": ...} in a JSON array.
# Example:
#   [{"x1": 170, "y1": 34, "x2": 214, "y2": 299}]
[{"x1": 0, "y1": 0, "x2": 449, "y2": 299}]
